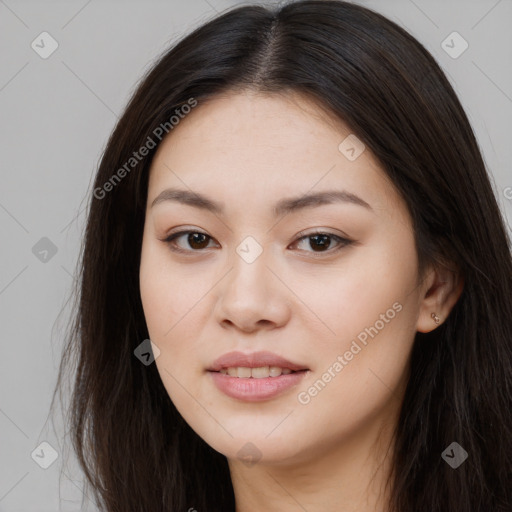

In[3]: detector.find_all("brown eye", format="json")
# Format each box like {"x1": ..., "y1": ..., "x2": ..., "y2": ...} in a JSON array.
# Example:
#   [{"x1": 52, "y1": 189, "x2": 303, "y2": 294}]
[
  {"x1": 306, "y1": 234, "x2": 332, "y2": 252},
  {"x1": 185, "y1": 232, "x2": 211, "y2": 250},
  {"x1": 164, "y1": 230, "x2": 216, "y2": 253},
  {"x1": 292, "y1": 231, "x2": 353, "y2": 256}
]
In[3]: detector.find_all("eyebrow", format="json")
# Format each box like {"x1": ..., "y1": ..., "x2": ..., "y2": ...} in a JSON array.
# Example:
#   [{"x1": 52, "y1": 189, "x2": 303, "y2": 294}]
[{"x1": 150, "y1": 187, "x2": 372, "y2": 216}]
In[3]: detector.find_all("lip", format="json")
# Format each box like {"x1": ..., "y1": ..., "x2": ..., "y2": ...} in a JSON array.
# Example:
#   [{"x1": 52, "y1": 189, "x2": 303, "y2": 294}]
[{"x1": 207, "y1": 351, "x2": 309, "y2": 402}]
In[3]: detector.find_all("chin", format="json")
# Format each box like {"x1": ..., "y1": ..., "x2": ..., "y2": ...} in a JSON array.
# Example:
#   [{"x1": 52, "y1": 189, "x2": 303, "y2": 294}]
[{"x1": 191, "y1": 421, "x2": 311, "y2": 466}]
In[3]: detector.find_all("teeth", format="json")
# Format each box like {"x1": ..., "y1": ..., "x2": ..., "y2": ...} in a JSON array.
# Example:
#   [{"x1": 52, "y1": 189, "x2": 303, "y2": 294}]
[
  {"x1": 237, "y1": 367, "x2": 252, "y2": 378},
  {"x1": 219, "y1": 366, "x2": 295, "y2": 378},
  {"x1": 251, "y1": 366, "x2": 269, "y2": 379},
  {"x1": 269, "y1": 366, "x2": 282, "y2": 377}
]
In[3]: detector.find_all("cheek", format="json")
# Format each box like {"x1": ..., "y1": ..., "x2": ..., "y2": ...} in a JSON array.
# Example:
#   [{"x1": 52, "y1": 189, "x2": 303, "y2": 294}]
[
  {"x1": 293, "y1": 229, "x2": 420, "y2": 408},
  {"x1": 139, "y1": 243, "x2": 205, "y2": 416},
  {"x1": 139, "y1": 238, "x2": 214, "y2": 396},
  {"x1": 294, "y1": 233, "x2": 418, "y2": 351},
  {"x1": 139, "y1": 254, "x2": 174, "y2": 341},
  {"x1": 139, "y1": 238, "x2": 200, "y2": 340},
  {"x1": 289, "y1": 275, "x2": 419, "y2": 454}
]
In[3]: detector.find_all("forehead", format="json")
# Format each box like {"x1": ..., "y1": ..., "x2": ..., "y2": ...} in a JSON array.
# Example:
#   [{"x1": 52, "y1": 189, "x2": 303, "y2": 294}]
[
  {"x1": 154, "y1": 90, "x2": 354, "y2": 157},
  {"x1": 147, "y1": 90, "x2": 400, "y2": 215}
]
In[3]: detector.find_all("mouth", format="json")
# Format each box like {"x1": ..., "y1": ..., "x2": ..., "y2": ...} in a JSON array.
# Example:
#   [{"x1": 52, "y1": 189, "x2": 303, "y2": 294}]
[
  {"x1": 214, "y1": 366, "x2": 306, "y2": 378},
  {"x1": 207, "y1": 350, "x2": 308, "y2": 373},
  {"x1": 207, "y1": 351, "x2": 309, "y2": 401}
]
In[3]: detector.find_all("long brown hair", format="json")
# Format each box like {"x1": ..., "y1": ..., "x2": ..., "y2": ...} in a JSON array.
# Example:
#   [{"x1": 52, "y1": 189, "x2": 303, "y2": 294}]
[{"x1": 52, "y1": 1, "x2": 512, "y2": 510}]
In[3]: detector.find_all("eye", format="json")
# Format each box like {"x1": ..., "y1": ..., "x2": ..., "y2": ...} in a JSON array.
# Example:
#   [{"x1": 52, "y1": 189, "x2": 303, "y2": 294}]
[
  {"x1": 290, "y1": 229, "x2": 353, "y2": 256},
  {"x1": 163, "y1": 230, "x2": 217, "y2": 253}
]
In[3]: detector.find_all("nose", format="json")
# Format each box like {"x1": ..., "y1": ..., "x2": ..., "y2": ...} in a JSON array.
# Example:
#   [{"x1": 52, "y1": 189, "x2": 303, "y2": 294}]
[{"x1": 213, "y1": 246, "x2": 292, "y2": 334}]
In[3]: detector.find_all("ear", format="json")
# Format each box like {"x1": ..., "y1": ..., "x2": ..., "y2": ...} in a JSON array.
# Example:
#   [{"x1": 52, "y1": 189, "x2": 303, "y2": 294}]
[{"x1": 416, "y1": 263, "x2": 464, "y2": 333}]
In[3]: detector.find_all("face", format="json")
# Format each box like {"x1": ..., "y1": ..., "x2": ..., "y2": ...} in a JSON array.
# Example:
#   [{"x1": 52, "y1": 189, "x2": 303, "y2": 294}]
[{"x1": 139, "y1": 90, "x2": 426, "y2": 466}]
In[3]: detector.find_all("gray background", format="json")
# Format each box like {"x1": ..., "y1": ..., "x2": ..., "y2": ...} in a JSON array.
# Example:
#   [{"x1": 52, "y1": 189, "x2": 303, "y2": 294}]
[{"x1": 1, "y1": 0, "x2": 510, "y2": 510}]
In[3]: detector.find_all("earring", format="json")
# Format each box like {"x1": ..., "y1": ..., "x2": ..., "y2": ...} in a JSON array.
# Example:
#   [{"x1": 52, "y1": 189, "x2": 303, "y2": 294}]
[{"x1": 431, "y1": 312, "x2": 440, "y2": 324}]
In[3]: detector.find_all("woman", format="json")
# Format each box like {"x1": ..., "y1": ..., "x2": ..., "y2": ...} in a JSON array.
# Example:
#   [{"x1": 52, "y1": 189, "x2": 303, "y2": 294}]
[{"x1": 52, "y1": 1, "x2": 512, "y2": 510}]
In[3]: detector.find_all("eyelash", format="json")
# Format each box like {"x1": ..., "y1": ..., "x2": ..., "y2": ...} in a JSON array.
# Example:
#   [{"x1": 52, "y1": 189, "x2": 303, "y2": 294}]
[{"x1": 162, "y1": 229, "x2": 353, "y2": 257}]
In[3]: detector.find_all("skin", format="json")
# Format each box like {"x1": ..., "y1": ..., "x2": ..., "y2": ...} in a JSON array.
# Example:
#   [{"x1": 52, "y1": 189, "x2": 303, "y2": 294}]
[{"x1": 139, "y1": 90, "x2": 463, "y2": 512}]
